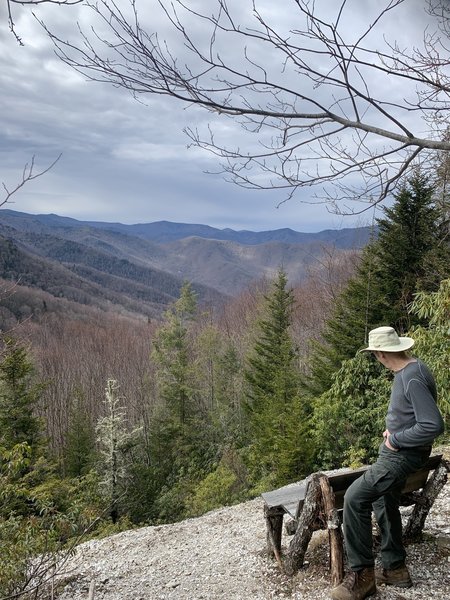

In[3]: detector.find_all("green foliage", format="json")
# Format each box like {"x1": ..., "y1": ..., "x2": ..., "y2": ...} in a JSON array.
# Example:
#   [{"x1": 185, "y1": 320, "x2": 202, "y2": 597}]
[
  {"x1": 0, "y1": 514, "x2": 61, "y2": 598},
  {"x1": 244, "y1": 270, "x2": 311, "y2": 487},
  {"x1": 194, "y1": 326, "x2": 245, "y2": 446},
  {"x1": 191, "y1": 464, "x2": 238, "y2": 513},
  {"x1": 145, "y1": 282, "x2": 227, "y2": 522},
  {"x1": 0, "y1": 440, "x2": 107, "y2": 598},
  {"x1": 149, "y1": 453, "x2": 210, "y2": 524},
  {"x1": 152, "y1": 281, "x2": 199, "y2": 428},
  {"x1": 311, "y1": 355, "x2": 390, "y2": 469},
  {"x1": 64, "y1": 388, "x2": 97, "y2": 477},
  {"x1": 89, "y1": 515, "x2": 135, "y2": 540},
  {"x1": 0, "y1": 338, "x2": 44, "y2": 453},
  {"x1": 0, "y1": 441, "x2": 103, "y2": 529},
  {"x1": 409, "y1": 279, "x2": 450, "y2": 425},
  {"x1": 308, "y1": 171, "x2": 450, "y2": 395},
  {"x1": 374, "y1": 171, "x2": 449, "y2": 325},
  {"x1": 124, "y1": 462, "x2": 161, "y2": 524},
  {"x1": 245, "y1": 271, "x2": 297, "y2": 407},
  {"x1": 188, "y1": 449, "x2": 249, "y2": 516}
]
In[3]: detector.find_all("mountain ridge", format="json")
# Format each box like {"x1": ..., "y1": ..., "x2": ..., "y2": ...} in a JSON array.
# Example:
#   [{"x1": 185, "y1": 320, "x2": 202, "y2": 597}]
[
  {"x1": 0, "y1": 209, "x2": 373, "y2": 246},
  {"x1": 0, "y1": 209, "x2": 372, "y2": 320}
]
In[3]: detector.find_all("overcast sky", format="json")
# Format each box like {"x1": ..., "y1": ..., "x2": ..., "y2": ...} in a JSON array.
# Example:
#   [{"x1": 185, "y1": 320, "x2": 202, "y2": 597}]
[{"x1": 0, "y1": 0, "x2": 431, "y2": 232}]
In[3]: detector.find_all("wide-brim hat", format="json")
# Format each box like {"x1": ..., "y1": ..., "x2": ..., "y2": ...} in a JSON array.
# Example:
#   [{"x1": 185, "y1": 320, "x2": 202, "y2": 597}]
[{"x1": 360, "y1": 326, "x2": 415, "y2": 353}]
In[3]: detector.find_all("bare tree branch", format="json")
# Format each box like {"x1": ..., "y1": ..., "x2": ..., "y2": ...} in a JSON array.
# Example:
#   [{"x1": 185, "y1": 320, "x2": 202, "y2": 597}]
[
  {"x1": 1, "y1": 155, "x2": 62, "y2": 209},
  {"x1": 38, "y1": 0, "x2": 450, "y2": 212},
  {"x1": 7, "y1": 0, "x2": 83, "y2": 44}
]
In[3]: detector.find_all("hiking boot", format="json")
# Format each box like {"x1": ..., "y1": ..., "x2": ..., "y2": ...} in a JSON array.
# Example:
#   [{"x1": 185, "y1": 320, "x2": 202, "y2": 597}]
[
  {"x1": 376, "y1": 563, "x2": 412, "y2": 588},
  {"x1": 331, "y1": 568, "x2": 376, "y2": 600}
]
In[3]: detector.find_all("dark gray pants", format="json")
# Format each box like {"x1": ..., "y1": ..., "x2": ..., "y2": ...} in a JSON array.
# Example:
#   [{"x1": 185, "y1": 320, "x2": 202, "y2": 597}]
[{"x1": 342, "y1": 444, "x2": 431, "y2": 571}]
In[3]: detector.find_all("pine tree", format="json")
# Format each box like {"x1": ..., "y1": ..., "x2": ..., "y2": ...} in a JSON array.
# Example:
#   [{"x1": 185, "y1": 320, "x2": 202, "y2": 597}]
[
  {"x1": 152, "y1": 281, "x2": 198, "y2": 429},
  {"x1": 374, "y1": 171, "x2": 447, "y2": 329},
  {"x1": 311, "y1": 278, "x2": 450, "y2": 470},
  {"x1": 0, "y1": 339, "x2": 43, "y2": 454},
  {"x1": 194, "y1": 324, "x2": 245, "y2": 446},
  {"x1": 244, "y1": 270, "x2": 310, "y2": 487},
  {"x1": 245, "y1": 270, "x2": 297, "y2": 407},
  {"x1": 307, "y1": 171, "x2": 450, "y2": 395},
  {"x1": 149, "y1": 282, "x2": 209, "y2": 521},
  {"x1": 64, "y1": 388, "x2": 96, "y2": 477}
]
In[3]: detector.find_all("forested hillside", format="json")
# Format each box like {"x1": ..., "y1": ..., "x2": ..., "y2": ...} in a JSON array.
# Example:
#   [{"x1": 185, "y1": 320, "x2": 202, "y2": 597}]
[
  {"x1": 0, "y1": 174, "x2": 449, "y2": 598},
  {"x1": 0, "y1": 229, "x2": 225, "y2": 321},
  {"x1": 0, "y1": 210, "x2": 370, "y2": 300}
]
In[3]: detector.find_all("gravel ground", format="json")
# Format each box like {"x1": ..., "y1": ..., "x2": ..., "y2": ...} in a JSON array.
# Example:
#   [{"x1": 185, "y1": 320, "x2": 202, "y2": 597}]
[{"x1": 54, "y1": 459, "x2": 450, "y2": 600}]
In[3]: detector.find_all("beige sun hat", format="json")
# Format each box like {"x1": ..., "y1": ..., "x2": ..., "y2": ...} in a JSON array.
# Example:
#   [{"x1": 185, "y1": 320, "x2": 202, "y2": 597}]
[{"x1": 360, "y1": 326, "x2": 415, "y2": 352}]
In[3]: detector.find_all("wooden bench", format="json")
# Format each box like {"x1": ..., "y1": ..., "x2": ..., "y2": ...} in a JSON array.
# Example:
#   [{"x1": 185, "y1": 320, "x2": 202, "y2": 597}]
[{"x1": 261, "y1": 454, "x2": 449, "y2": 583}]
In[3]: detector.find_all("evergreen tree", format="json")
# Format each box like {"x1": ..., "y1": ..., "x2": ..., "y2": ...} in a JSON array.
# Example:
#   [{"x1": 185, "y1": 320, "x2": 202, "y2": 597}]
[
  {"x1": 374, "y1": 171, "x2": 447, "y2": 327},
  {"x1": 244, "y1": 270, "x2": 310, "y2": 487},
  {"x1": 0, "y1": 339, "x2": 43, "y2": 454},
  {"x1": 149, "y1": 282, "x2": 210, "y2": 521},
  {"x1": 245, "y1": 270, "x2": 297, "y2": 407},
  {"x1": 152, "y1": 281, "x2": 198, "y2": 429},
  {"x1": 64, "y1": 388, "x2": 96, "y2": 477},
  {"x1": 213, "y1": 341, "x2": 245, "y2": 443},
  {"x1": 308, "y1": 171, "x2": 450, "y2": 395}
]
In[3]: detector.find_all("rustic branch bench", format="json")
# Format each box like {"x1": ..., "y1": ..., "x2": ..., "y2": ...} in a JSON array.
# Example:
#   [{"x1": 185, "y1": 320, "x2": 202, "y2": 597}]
[{"x1": 261, "y1": 454, "x2": 449, "y2": 584}]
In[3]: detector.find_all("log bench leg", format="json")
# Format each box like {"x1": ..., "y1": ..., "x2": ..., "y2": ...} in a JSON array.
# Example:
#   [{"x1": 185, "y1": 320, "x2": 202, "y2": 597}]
[
  {"x1": 284, "y1": 474, "x2": 322, "y2": 576},
  {"x1": 403, "y1": 459, "x2": 449, "y2": 541},
  {"x1": 264, "y1": 504, "x2": 284, "y2": 569},
  {"x1": 319, "y1": 474, "x2": 344, "y2": 587}
]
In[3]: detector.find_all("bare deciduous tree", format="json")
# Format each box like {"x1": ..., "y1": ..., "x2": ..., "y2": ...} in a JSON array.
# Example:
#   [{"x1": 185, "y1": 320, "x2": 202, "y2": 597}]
[
  {"x1": 39, "y1": 0, "x2": 450, "y2": 213},
  {"x1": 1, "y1": 154, "x2": 61, "y2": 209}
]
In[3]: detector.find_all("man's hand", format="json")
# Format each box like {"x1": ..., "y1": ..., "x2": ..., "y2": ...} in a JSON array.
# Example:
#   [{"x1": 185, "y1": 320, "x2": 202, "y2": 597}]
[{"x1": 383, "y1": 429, "x2": 399, "y2": 451}]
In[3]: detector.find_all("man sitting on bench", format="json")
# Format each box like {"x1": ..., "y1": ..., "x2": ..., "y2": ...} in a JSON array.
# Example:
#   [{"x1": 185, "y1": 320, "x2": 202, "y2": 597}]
[{"x1": 331, "y1": 326, "x2": 445, "y2": 600}]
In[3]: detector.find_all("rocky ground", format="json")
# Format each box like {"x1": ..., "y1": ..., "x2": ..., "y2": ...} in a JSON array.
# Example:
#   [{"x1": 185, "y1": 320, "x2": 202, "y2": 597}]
[{"x1": 53, "y1": 453, "x2": 450, "y2": 600}]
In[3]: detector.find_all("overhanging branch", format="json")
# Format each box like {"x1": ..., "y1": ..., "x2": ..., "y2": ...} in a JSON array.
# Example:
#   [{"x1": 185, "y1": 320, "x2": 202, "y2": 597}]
[{"x1": 37, "y1": 0, "x2": 450, "y2": 210}]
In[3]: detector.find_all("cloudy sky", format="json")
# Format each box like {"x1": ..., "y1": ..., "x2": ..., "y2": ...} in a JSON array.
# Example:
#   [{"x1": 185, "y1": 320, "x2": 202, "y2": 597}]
[{"x1": 0, "y1": 0, "x2": 430, "y2": 232}]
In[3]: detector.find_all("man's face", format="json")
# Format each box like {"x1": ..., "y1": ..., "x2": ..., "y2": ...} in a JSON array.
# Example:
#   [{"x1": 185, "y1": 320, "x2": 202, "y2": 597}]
[{"x1": 372, "y1": 350, "x2": 388, "y2": 367}]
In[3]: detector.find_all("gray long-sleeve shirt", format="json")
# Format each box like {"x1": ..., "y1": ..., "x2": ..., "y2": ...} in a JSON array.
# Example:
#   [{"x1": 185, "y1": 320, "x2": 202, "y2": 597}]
[{"x1": 387, "y1": 359, "x2": 444, "y2": 449}]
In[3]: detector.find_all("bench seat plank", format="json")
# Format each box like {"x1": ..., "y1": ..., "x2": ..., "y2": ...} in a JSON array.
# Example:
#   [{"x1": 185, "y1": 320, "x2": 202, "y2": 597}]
[{"x1": 262, "y1": 482, "x2": 308, "y2": 517}]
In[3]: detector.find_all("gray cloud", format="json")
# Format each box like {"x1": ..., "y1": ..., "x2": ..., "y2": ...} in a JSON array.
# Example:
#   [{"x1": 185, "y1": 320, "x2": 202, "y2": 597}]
[{"x1": 1, "y1": 1, "x2": 430, "y2": 232}]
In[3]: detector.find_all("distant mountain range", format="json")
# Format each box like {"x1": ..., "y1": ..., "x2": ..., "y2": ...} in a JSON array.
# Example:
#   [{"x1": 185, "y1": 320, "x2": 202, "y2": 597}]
[
  {"x1": 0, "y1": 210, "x2": 372, "y2": 246},
  {"x1": 0, "y1": 210, "x2": 373, "y2": 319}
]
